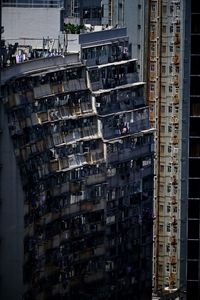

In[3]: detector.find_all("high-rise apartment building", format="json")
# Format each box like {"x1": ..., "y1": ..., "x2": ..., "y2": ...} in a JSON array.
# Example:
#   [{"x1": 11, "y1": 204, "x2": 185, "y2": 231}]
[
  {"x1": 63, "y1": 0, "x2": 147, "y2": 80},
  {"x1": 64, "y1": 0, "x2": 102, "y2": 25},
  {"x1": 108, "y1": 0, "x2": 147, "y2": 80},
  {"x1": 186, "y1": 1, "x2": 200, "y2": 299},
  {"x1": 144, "y1": 0, "x2": 187, "y2": 299},
  {"x1": 97, "y1": 2, "x2": 187, "y2": 296},
  {"x1": 1, "y1": 27, "x2": 154, "y2": 300},
  {"x1": 115, "y1": 1, "x2": 200, "y2": 299},
  {"x1": 98, "y1": 0, "x2": 196, "y2": 299}
]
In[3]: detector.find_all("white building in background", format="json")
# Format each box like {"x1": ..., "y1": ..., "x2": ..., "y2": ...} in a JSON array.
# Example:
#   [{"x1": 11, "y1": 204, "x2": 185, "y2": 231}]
[{"x1": 2, "y1": 0, "x2": 64, "y2": 49}]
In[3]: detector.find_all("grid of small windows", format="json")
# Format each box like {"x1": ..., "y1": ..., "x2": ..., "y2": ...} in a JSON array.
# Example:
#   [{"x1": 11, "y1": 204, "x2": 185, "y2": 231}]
[{"x1": 2, "y1": 0, "x2": 63, "y2": 8}]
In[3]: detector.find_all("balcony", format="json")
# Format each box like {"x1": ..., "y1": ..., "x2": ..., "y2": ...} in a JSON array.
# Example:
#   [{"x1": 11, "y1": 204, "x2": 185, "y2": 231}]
[
  {"x1": 63, "y1": 78, "x2": 87, "y2": 92},
  {"x1": 86, "y1": 173, "x2": 106, "y2": 185},
  {"x1": 36, "y1": 103, "x2": 94, "y2": 124},
  {"x1": 33, "y1": 78, "x2": 87, "y2": 99},
  {"x1": 96, "y1": 94, "x2": 144, "y2": 116},
  {"x1": 2, "y1": 54, "x2": 80, "y2": 84},
  {"x1": 107, "y1": 144, "x2": 152, "y2": 163},
  {"x1": 102, "y1": 109, "x2": 149, "y2": 140},
  {"x1": 89, "y1": 59, "x2": 138, "y2": 92}
]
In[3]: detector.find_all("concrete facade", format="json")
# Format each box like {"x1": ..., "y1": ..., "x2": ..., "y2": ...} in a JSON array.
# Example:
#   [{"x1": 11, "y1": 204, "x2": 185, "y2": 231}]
[
  {"x1": 0, "y1": 101, "x2": 24, "y2": 300},
  {"x1": 1, "y1": 28, "x2": 154, "y2": 300},
  {"x1": 110, "y1": 0, "x2": 147, "y2": 81},
  {"x1": 145, "y1": 0, "x2": 187, "y2": 298},
  {"x1": 2, "y1": 7, "x2": 62, "y2": 49}
]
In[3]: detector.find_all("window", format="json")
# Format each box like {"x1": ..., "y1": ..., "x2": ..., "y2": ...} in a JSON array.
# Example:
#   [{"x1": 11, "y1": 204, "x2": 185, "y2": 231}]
[
  {"x1": 83, "y1": 8, "x2": 90, "y2": 18},
  {"x1": 162, "y1": 25, "x2": 166, "y2": 33},
  {"x1": 150, "y1": 105, "x2": 154, "y2": 112},
  {"x1": 91, "y1": 7, "x2": 101, "y2": 18},
  {"x1": 160, "y1": 164, "x2": 165, "y2": 172},
  {"x1": 168, "y1": 145, "x2": 172, "y2": 153},
  {"x1": 159, "y1": 224, "x2": 164, "y2": 232},
  {"x1": 169, "y1": 85, "x2": 173, "y2": 92},
  {"x1": 170, "y1": 25, "x2": 174, "y2": 33},
  {"x1": 159, "y1": 244, "x2": 164, "y2": 252},
  {"x1": 162, "y1": 45, "x2": 167, "y2": 53},
  {"x1": 160, "y1": 145, "x2": 165, "y2": 153},
  {"x1": 168, "y1": 165, "x2": 172, "y2": 172},
  {"x1": 159, "y1": 264, "x2": 163, "y2": 273},
  {"x1": 162, "y1": 65, "x2": 166, "y2": 73},
  {"x1": 166, "y1": 244, "x2": 170, "y2": 252},
  {"x1": 167, "y1": 185, "x2": 171, "y2": 193},
  {"x1": 168, "y1": 106, "x2": 172, "y2": 113},
  {"x1": 172, "y1": 265, "x2": 176, "y2": 273},
  {"x1": 174, "y1": 165, "x2": 178, "y2": 173},
  {"x1": 161, "y1": 125, "x2": 165, "y2": 133},
  {"x1": 176, "y1": 26, "x2": 180, "y2": 33},
  {"x1": 160, "y1": 184, "x2": 164, "y2": 193},
  {"x1": 166, "y1": 263, "x2": 170, "y2": 272},
  {"x1": 172, "y1": 246, "x2": 177, "y2": 253},
  {"x1": 169, "y1": 65, "x2": 173, "y2": 73},
  {"x1": 168, "y1": 126, "x2": 172, "y2": 133},
  {"x1": 167, "y1": 223, "x2": 171, "y2": 232},
  {"x1": 162, "y1": 85, "x2": 166, "y2": 94},
  {"x1": 162, "y1": 5, "x2": 167, "y2": 15},
  {"x1": 167, "y1": 205, "x2": 171, "y2": 213},
  {"x1": 174, "y1": 186, "x2": 178, "y2": 194},
  {"x1": 161, "y1": 105, "x2": 165, "y2": 113},
  {"x1": 150, "y1": 84, "x2": 155, "y2": 91},
  {"x1": 170, "y1": 45, "x2": 174, "y2": 52},
  {"x1": 150, "y1": 63, "x2": 155, "y2": 71},
  {"x1": 175, "y1": 106, "x2": 179, "y2": 113},
  {"x1": 151, "y1": 24, "x2": 156, "y2": 32},
  {"x1": 151, "y1": 3, "x2": 156, "y2": 12},
  {"x1": 151, "y1": 42, "x2": 156, "y2": 54}
]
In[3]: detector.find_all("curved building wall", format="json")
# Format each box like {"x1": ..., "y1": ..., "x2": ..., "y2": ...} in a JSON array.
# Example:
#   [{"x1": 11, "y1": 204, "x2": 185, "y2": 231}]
[{"x1": 0, "y1": 101, "x2": 24, "y2": 300}]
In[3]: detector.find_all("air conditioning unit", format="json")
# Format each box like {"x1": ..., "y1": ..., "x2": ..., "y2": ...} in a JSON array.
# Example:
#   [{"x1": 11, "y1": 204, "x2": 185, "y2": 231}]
[
  {"x1": 170, "y1": 236, "x2": 177, "y2": 245},
  {"x1": 172, "y1": 75, "x2": 179, "y2": 86},
  {"x1": 172, "y1": 55, "x2": 179, "y2": 65},
  {"x1": 171, "y1": 175, "x2": 177, "y2": 185},
  {"x1": 174, "y1": 33, "x2": 180, "y2": 45},
  {"x1": 172, "y1": 94, "x2": 179, "y2": 105},
  {"x1": 173, "y1": 147, "x2": 179, "y2": 153},
  {"x1": 171, "y1": 135, "x2": 178, "y2": 145},
  {"x1": 171, "y1": 196, "x2": 177, "y2": 205}
]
